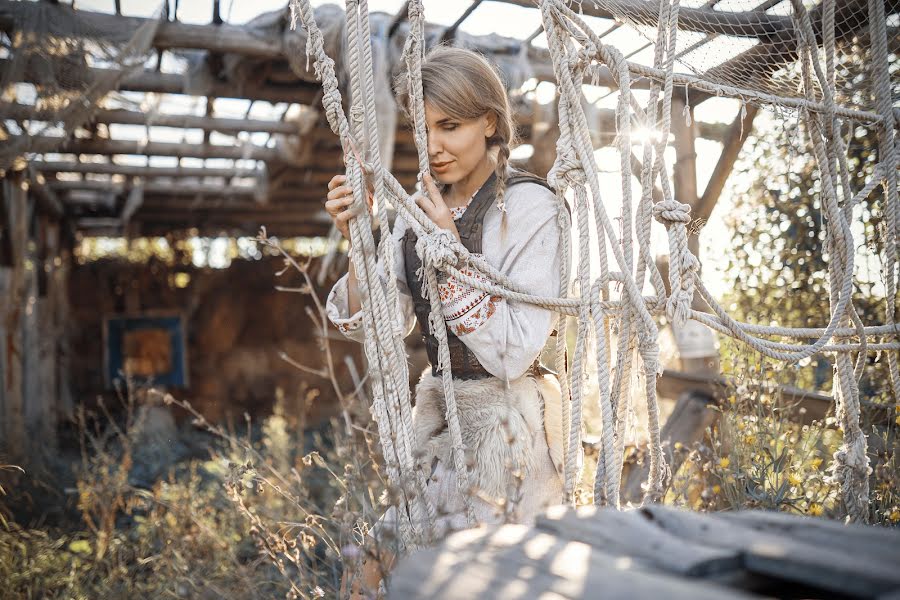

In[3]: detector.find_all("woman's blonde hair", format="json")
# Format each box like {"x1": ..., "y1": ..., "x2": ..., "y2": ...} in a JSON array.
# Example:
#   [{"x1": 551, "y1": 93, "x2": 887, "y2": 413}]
[{"x1": 396, "y1": 46, "x2": 517, "y2": 209}]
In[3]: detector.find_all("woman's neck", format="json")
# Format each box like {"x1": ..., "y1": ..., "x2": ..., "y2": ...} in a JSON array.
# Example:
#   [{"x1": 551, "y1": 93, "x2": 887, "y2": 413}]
[{"x1": 445, "y1": 153, "x2": 496, "y2": 208}]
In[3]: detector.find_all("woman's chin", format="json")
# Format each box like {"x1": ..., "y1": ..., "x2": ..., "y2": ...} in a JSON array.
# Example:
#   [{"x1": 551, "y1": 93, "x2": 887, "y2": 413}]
[{"x1": 431, "y1": 170, "x2": 458, "y2": 185}]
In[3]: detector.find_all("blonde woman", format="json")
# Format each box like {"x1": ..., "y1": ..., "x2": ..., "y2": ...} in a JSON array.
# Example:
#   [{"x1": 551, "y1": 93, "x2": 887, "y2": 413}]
[{"x1": 325, "y1": 46, "x2": 570, "y2": 595}]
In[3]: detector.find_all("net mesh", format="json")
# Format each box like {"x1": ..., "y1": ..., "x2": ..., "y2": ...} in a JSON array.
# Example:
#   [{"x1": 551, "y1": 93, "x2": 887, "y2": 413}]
[
  {"x1": 581, "y1": 0, "x2": 897, "y2": 117},
  {"x1": 0, "y1": 2, "x2": 163, "y2": 170}
]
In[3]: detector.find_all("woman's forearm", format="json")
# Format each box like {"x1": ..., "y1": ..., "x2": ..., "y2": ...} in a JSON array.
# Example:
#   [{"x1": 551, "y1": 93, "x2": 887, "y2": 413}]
[{"x1": 347, "y1": 256, "x2": 362, "y2": 315}]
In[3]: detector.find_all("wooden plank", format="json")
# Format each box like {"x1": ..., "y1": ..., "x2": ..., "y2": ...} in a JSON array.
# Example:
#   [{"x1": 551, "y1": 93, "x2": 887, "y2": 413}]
[
  {"x1": 8, "y1": 135, "x2": 282, "y2": 162},
  {"x1": 0, "y1": 103, "x2": 302, "y2": 136},
  {"x1": 390, "y1": 524, "x2": 754, "y2": 599},
  {"x1": 717, "y1": 510, "x2": 900, "y2": 565},
  {"x1": 50, "y1": 179, "x2": 259, "y2": 197},
  {"x1": 498, "y1": 0, "x2": 794, "y2": 40},
  {"x1": 621, "y1": 391, "x2": 719, "y2": 503},
  {"x1": 642, "y1": 505, "x2": 900, "y2": 598},
  {"x1": 535, "y1": 505, "x2": 741, "y2": 577},
  {"x1": 32, "y1": 161, "x2": 264, "y2": 180},
  {"x1": 0, "y1": 1, "x2": 283, "y2": 59},
  {"x1": 0, "y1": 59, "x2": 320, "y2": 104}
]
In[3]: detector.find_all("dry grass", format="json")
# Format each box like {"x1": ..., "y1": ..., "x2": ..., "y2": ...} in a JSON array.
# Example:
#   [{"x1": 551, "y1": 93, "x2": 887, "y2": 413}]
[{"x1": 2, "y1": 239, "x2": 898, "y2": 598}]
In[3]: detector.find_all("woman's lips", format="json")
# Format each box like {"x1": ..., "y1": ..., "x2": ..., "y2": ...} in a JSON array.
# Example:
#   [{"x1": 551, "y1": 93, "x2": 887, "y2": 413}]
[{"x1": 431, "y1": 160, "x2": 454, "y2": 173}]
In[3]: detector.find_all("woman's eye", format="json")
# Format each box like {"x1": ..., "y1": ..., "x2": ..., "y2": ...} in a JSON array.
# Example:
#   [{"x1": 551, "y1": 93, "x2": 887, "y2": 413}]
[{"x1": 444, "y1": 124, "x2": 458, "y2": 131}]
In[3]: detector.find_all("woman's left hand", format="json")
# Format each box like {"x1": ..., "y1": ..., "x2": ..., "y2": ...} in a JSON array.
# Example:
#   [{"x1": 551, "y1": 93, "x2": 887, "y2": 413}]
[{"x1": 416, "y1": 173, "x2": 461, "y2": 241}]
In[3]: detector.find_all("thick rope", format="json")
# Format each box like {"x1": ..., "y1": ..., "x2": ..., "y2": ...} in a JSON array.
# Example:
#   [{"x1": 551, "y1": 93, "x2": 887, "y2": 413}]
[{"x1": 288, "y1": 0, "x2": 899, "y2": 527}]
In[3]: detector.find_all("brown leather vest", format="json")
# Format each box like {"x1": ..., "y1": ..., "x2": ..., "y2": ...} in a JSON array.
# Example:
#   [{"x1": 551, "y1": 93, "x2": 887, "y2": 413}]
[{"x1": 402, "y1": 168, "x2": 554, "y2": 379}]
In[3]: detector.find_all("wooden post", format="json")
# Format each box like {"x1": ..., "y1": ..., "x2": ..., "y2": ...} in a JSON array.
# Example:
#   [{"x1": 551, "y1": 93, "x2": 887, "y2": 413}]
[
  {"x1": 0, "y1": 173, "x2": 29, "y2": 461},
  {"x1": 671, "y1": 97, "x2": 699, "y2": 255}
]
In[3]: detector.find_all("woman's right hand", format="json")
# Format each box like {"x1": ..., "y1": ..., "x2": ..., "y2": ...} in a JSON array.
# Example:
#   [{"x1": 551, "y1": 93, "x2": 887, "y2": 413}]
[{"x1": 325, "y1": 174, "x2": 373, "y2": 241}]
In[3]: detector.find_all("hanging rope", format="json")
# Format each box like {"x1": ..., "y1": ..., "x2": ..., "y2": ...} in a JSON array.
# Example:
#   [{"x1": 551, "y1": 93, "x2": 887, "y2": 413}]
[{"x1": 287, "y1": 0, "x2": 899, "y2": 535}]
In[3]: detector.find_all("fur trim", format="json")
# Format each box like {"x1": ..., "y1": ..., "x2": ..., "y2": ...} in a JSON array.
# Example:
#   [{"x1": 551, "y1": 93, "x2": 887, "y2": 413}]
[{"x1": 412, "y1": 371, "x2": 559, "y2": 501}]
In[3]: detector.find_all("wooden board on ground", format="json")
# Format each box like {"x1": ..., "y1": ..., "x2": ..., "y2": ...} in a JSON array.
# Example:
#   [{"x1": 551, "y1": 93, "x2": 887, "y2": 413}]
[{"x1": 390, "y1": 505, "x2": 900, "y2": 599}]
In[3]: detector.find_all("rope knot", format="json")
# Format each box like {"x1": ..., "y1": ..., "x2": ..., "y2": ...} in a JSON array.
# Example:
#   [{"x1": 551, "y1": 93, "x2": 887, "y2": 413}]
[
  {"x1": 548, "y1": 146, "x2": 584, "y2": 189},
  {"x1": 652, "y1": 200, "x2": 692, "y2": 226},
  {"x1": 415, "y1": 229, "x2": 460, "y2": 273}
]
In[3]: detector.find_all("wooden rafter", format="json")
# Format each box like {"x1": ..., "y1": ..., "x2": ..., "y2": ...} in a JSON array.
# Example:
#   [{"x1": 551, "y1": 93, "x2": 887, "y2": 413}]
[
  {"x1": 32, "y1": 162, "x2": 264, "y2": 179},
  {"x1": 51, "y1": 179, "x2": 258, "y2": 197},
  {"x1": 0, "y1": 59, "x2": 320, "y2": 104},
  {"x1": 11, "y1": 136, "x2": 283, "y2": 161},
  {"x1": 695, "y1": 104, "x2": 759, "y2": 223},
  {"x1": 497, "y1": 0, "x2": 795, "y2": 40},
  {"x1": 0, "y1": 103, "x2": 305, "y2": 136}
]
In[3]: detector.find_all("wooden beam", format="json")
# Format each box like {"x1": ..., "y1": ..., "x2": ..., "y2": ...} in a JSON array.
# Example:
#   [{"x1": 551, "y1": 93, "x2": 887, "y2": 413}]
[
  {"x1": 0, "y1": 1, "x2": 283, "y2": 59},
  {"x1": 440, "y1": 0, "x2": 483, "y2": 43},
  {"x1": 387, "y1": 3, "x2": 410, "y2": 38},
  {"x1": 51, "y1": 179, "x2": 259, "y2": 197},
  {"x1": 0, "y1": 59, "x2": 320, "y2": 104},
  {"x1": 498, "y1": 0, "x2": 795, "y2": 40},
  {"x1": 671, "y1": 97, "x2": 699, "y2": 255},
  {"x1": 10, "y1": 135, "x2": 282, "y2": 161},
  {"x1": 657, "y1": 369, "x2": 894, "y2": 426},
  {"x1": 31, "y1": 161, "x2": 264, "y2": 179},
  {"x1": 0, "y1": 102, "x2": 303, "y2": 136},
  {"x1": 695, "y1": 104, "x2": 759, "y2": 223},
  {"x1": 25, "y1": 165, "x2": 63, "y2": 219}
]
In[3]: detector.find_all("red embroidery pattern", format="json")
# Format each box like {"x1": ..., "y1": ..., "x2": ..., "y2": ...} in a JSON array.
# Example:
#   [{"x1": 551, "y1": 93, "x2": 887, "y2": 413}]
[
  {"x1": 450, "y1": 295, "x2": 500, "y2": 336},
  {"x1": 335, "y1": 317, "x2": 362, "y2": 336},
  {"x1": 439, "y1": 261, "x2": 502, "y2": 336}
]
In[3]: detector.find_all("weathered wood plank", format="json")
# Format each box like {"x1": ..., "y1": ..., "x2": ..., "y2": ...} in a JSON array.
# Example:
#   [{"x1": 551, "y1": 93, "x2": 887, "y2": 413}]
[
  {"x1": 622, "y1": 391, "x2": 719, "y2": 503},
  {"x1": 717, "y1": 510, "x2": 900, "y2": 565},
  {"x1": 390, "y1": 524, "x2": 754, "y2": 599},
  {"x1": 642, "y1": 505, "x2": 900, "y2": 598},
  {"x1": 535, "y1": 505, "x2": 741, "y2": 577}
]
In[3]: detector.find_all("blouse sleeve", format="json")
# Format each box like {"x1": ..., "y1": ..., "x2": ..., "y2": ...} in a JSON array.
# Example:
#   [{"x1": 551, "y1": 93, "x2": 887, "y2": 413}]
[
  {"x1": 326, "y1": 217, "x2": 418, "y2": 342},
  {"x1": 437, "y1": 185, "x2": 568, "y2": 381}
]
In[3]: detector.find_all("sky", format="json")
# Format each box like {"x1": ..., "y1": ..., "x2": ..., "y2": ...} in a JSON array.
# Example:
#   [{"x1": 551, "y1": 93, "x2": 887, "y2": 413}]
[{"x1": 60, "y1": 0, "x2": 757, "y2": 296}]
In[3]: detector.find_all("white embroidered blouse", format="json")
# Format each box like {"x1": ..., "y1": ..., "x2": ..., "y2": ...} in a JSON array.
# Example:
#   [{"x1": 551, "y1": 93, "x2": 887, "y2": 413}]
[{"x1": 325, "y1": 181, "x2": 568, "y2": 381}]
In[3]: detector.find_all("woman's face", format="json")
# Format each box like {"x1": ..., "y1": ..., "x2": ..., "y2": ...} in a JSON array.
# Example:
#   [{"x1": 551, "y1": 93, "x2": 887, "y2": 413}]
[{"x1": 425, "y1": 101, "x2": 496, "y2": 185}]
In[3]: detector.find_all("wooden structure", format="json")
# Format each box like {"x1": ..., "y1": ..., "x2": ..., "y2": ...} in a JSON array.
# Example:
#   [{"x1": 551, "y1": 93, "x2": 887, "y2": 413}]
[
  {"x1": 391, "y1": 505, "x2": 900, "y2": 599},
  {"x1": 0, "y1": 0, "x2": 896, "y2": 462}
]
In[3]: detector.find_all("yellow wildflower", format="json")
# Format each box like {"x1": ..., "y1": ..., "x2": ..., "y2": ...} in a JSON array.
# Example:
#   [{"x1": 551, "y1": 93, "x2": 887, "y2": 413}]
[
  {"x1": 718, "y1": 457, "x2": 730, "y2": 469},
  {"x1": 787, "y1": 472, "x2": 802, "y2": 486},
  {"x1": 744, "y1": 434, "x2": 757, "y2": 445},
  {"x1": 712, "y1": 484, "x2": 721, "y2": 494},
  {"x1": 895, "y1": 414, "x2": 900, "y2": 427},
  {"x1": 889, "y1": 509, "x2": 900, "y2": 523},
  {"x1": 808, "y1": 503, "x2": 824, "y2": 516},
  {"x1": 810, "y1": 458, "x2": 823, "y2": 470}
]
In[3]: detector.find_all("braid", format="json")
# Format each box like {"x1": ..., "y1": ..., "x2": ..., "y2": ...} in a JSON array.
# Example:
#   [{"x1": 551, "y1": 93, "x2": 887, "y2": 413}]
[{"x1": 494, "y1": 141, "x2": 511, "y2": 213}]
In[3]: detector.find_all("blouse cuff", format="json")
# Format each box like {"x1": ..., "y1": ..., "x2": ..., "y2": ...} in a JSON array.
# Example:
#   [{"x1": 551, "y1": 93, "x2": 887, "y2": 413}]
[
  {"x1": 326, "y1": 276, "x2": 365, "y2": 338},
  {"x1": 438, "y1": 262, "x2": 503, "y2": 337}
]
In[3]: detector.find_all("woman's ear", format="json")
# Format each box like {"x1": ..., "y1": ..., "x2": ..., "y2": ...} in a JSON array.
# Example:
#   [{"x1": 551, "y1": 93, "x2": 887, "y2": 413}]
[{"x1": 484, "y1": 112, "x2": 497, "y2": 139}]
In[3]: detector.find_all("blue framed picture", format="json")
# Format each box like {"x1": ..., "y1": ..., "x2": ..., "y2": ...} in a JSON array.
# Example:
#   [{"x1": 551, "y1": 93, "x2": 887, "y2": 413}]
[{"x1": 104, "y1": 313, "x2": 188, "y2": 388}]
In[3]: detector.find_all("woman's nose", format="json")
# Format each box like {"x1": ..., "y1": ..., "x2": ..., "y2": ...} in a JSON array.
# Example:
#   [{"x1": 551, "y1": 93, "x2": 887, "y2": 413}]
[{"x1": 427, "y1": 132, "x2": 441, "y2": 157}]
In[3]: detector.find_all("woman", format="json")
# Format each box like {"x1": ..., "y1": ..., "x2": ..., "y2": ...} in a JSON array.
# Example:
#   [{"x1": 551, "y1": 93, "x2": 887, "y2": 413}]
[{"x1": 324, "y1": 47, "x2": 570, "y2": 595}]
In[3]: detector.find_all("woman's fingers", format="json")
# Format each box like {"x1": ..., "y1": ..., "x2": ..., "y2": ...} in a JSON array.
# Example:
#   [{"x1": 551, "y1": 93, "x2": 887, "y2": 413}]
[
  {"x1": 422, "y1": 173, "x2": 445, "y2": 208},
  {"x1": 325, "y1": 195, "x2": 354, "y2": 216},
  {"x1": 414, "y1": 192, "x2": 434, "y2": 218},
  {"x1": 327, "y1": 174, "x2": 346, "y2": 191},
  {"x1": 326, "y1": 184, "x2": 353, "y2": 201}
]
